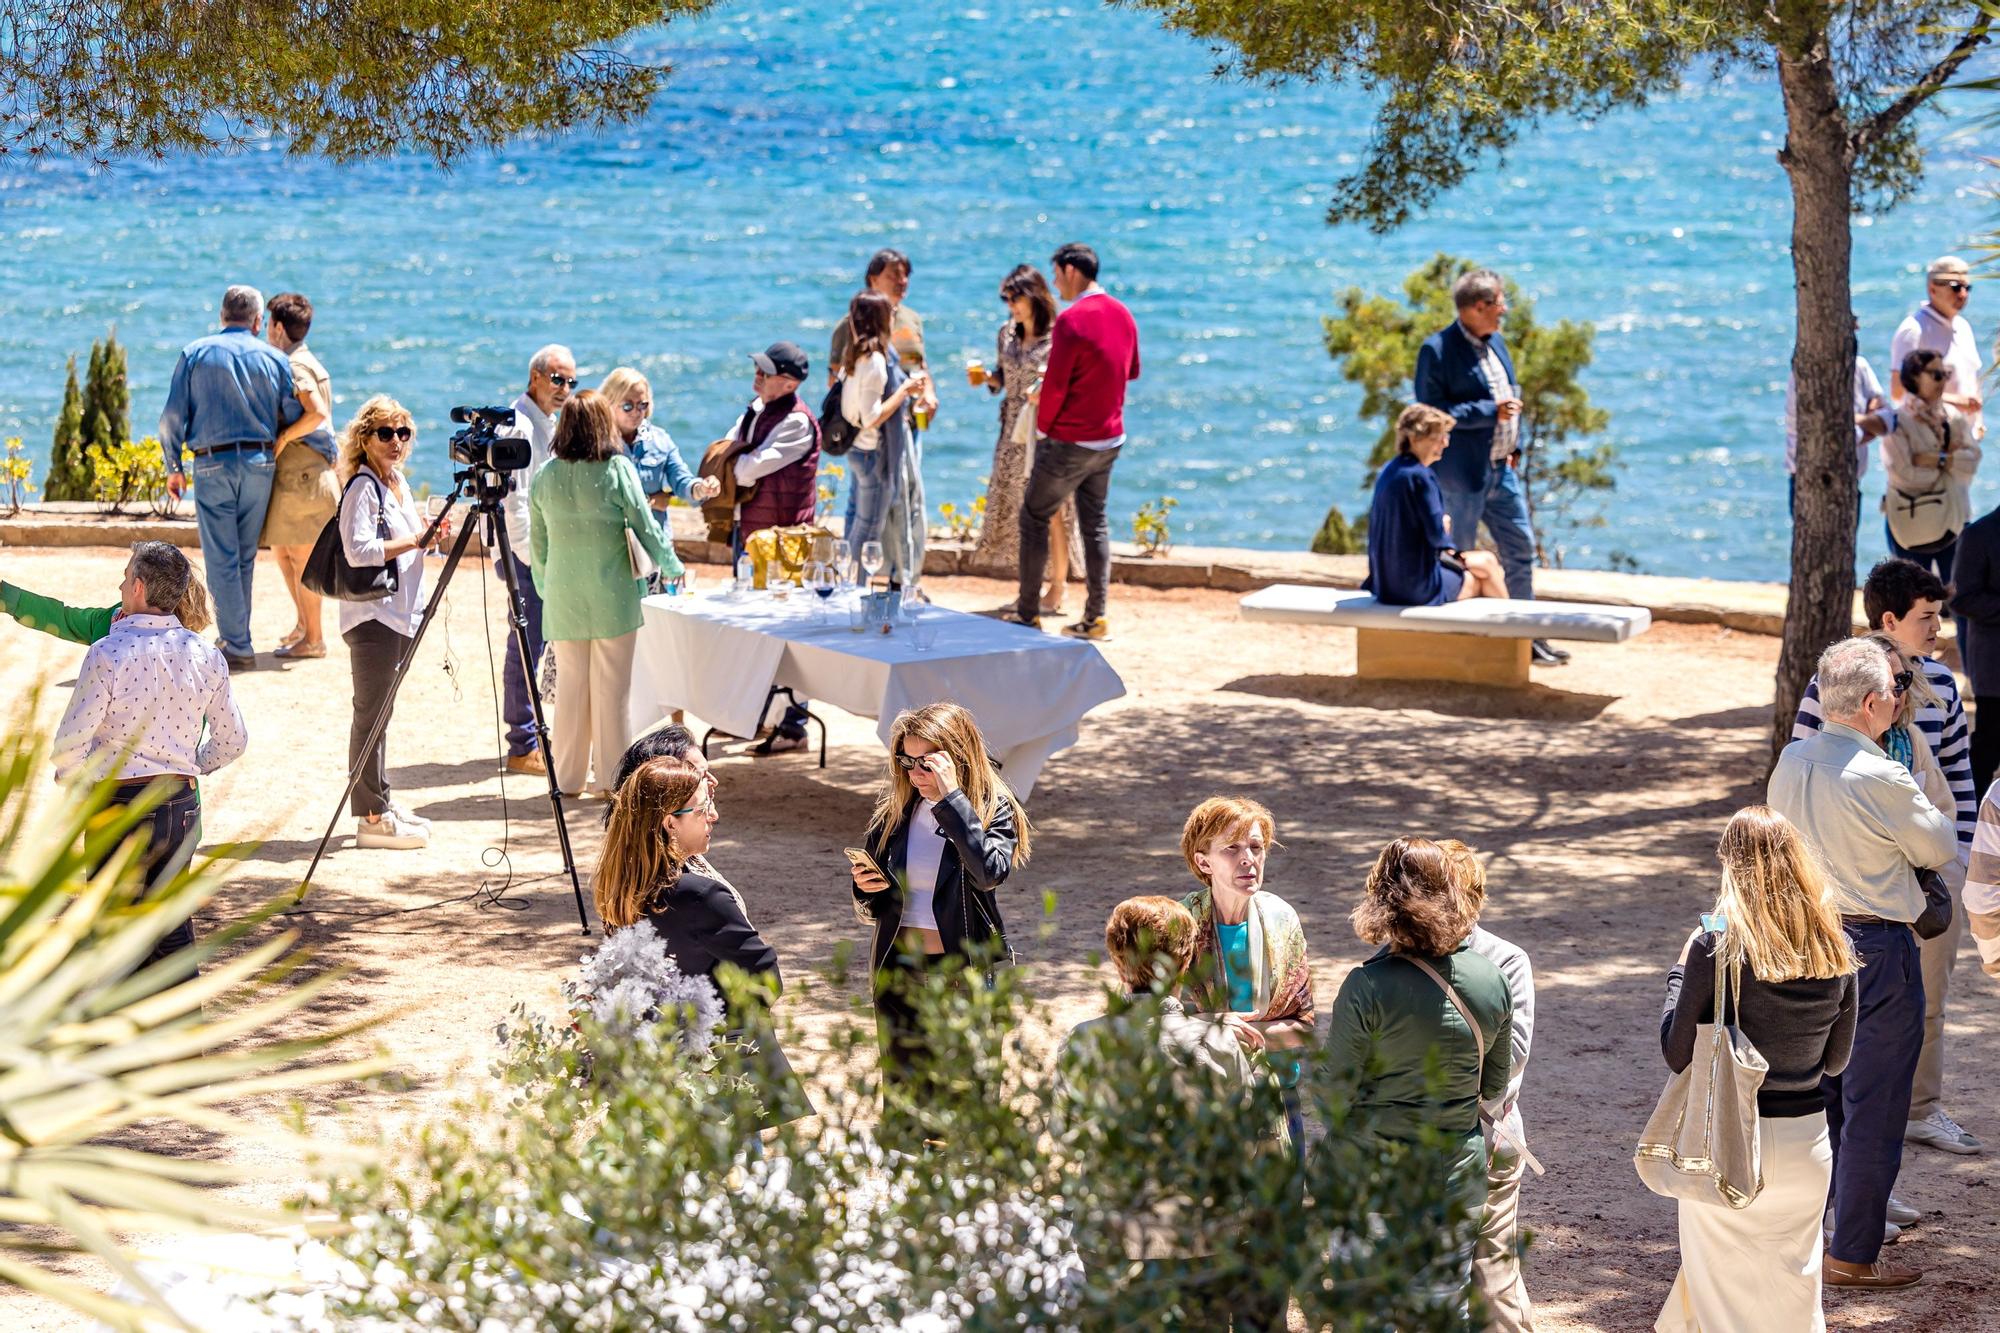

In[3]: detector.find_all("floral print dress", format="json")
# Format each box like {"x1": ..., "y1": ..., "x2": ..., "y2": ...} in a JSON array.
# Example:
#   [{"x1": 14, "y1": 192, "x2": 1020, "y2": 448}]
[{"x1": 972, "y1": 320, "x2": 1085, "y2": 572}]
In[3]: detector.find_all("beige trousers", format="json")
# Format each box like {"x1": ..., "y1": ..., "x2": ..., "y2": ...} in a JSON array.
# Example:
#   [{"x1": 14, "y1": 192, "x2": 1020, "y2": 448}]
[
  {"x1": 550, "y1": 632, "x2": 637, "y2": 797},
  {"x1": 1655, "y1": 1112, "x2": 1831, "y2": 1333},
  {"x1": 1910, "y1": 859, "x2": 1967, "y2": 1120},
  {"x1": 1473, "y1": 1149, "x2": 1537, "y2": 1333}
]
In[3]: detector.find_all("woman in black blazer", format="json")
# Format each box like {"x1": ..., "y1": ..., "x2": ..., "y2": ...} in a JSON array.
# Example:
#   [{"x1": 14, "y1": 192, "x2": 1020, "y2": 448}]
[
  {"x1": 849, "y1": 702, "x2": 1032, "y2": 1141},
  {"x1": 597, "y1": 755, "x2": 779, "y2": 1016}
]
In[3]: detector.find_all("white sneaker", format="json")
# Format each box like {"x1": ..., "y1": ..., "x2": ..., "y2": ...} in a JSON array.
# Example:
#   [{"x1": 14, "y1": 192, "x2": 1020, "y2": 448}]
[
  {"x1": 1906, "y1": 1108, "x2": 1983, "y2": 1155},
  {"x1": 356, "y1": 812, "x2": 428, "y2": 850},
  {"x1": 1886, "y1": 1194, "x2": 1921, "y2": 1226},
  {"x1": 387, "y1": 800, "x2": 431, "y2": 830},
  {"x1": 1824, "y1": 1212, "x2": 1901, "y2": 1245}
]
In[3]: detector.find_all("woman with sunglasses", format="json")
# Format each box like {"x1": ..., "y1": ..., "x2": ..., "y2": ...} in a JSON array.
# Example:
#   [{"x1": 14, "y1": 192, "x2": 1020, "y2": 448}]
[
  {"x1": 336, "y1": 396, "x2": 450, "y2": 850},
  {"x1": 599, "y1": 366, "x2": 722, "y2": 552},
  {"x1": 849, "y1": 702, "x2": 1031, "y2": 1141},
  {"x1": 597, "y1": 755, "x2": 781, "y2": 1016},
  {"x1": 529, "y1": 390, "x2": 682, "y2": 798},
  {"x1": 1865, "y1": 348, "x2": 1982, "y2": 587}
]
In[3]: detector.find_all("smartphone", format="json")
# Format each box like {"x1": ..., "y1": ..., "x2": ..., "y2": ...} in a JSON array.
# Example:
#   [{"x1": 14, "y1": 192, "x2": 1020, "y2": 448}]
[{"x1": 844, "y1": 847, "x2": 886, "y2": 880}]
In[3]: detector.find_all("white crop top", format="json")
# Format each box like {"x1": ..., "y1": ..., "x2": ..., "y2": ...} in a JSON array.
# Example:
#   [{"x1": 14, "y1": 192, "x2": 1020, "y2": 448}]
[{"x1": 902, "y1": 799, "x2": 946, "y2": 932}]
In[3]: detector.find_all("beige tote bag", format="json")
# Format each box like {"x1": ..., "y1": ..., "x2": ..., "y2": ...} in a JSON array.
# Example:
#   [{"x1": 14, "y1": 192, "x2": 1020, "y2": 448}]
[{"x1": 1634, "y1": 954, "x2": 1768, "y2": 1209}]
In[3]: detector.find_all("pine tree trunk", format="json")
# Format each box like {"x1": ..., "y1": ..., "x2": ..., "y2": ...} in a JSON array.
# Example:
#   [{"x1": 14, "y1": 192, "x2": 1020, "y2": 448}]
[{"x1": 1771, "y1": 29, "x2": 1858, "y2": 762}]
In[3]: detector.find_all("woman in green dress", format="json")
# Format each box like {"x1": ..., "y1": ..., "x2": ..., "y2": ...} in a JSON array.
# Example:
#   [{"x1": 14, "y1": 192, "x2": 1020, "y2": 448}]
[
  {"x1": 3, "y1": 565, "x2": 212, "y2": 644},
  {"x1": 528, "y1": 390, "x2": 681, "y2": 799}
]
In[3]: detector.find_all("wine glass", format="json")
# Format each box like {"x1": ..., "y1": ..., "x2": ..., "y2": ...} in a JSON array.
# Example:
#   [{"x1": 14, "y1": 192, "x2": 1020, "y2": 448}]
[
  {"x1": 859, "y1": 540, "x2": 884, "y2": 590},
  {"x1": 831, "y1": 539, "x2": 852, "y2": 590},
  {"x1": 809, "y1": 562, "x2": 838, "y2": 625}
]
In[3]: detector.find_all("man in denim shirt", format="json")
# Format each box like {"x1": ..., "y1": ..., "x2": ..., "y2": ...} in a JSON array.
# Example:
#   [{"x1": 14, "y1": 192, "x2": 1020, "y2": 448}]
[{"x1": 159, "y1": 284, "x2": 301, "y2": 668}]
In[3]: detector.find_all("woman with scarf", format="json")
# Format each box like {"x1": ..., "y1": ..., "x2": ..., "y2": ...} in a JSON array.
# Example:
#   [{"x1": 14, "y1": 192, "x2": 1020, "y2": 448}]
[{"x1": 1176, "y1": 795, "x2": 1316, "y2": 1160}]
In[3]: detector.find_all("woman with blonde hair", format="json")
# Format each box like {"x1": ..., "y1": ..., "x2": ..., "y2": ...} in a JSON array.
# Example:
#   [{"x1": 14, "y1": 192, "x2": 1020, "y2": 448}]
[
  {"x1": 1656, "y1": 807, "x2": 1860, "y2": 1331},
  {"x1": 2, "y1": 571, "x2": 212, "y2": 642},
  {"x1": 1176, "y1": 795, "x2": 1315, "y2": 1159},
  {"x1": 597, "y1": 755, "x2": 779, "y2": 1013},
  {"x1": 848, "y1": 702, "x2": 1029, "y2": 1130},
  {"x1": 529, "y1": 390, "x2": 681, "y2": 797},
  {"x1": 599, "y1": 366, "x2": 720, "y2": 551},
  {"x1": 335, "y1": 396, "x2": 449, "y2": 850}
]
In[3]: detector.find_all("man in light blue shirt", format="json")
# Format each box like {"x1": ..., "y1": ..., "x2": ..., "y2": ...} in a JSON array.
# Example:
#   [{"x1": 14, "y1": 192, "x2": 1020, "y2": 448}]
[{"x1": 159, "y1": 284, "x2": 301, "y2": 667}]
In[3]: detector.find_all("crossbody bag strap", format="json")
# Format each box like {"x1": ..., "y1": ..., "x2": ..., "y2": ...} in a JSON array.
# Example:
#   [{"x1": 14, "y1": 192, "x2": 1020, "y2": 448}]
[{"x1": 1400, "y1": 953, "x2": 1545, "y2": 1177}]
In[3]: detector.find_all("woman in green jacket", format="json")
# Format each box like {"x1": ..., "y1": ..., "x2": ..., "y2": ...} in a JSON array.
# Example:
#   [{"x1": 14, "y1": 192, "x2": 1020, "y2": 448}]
[
  {"x1": 2, "y1": 566, "x2": 212, "y2": 644},
  {"x1": 1326, "y1": 835, "x2": 1513, "y2": 1293},
  {"x1": 529, "y1": 390, "x2": 682, "y2": 798}
]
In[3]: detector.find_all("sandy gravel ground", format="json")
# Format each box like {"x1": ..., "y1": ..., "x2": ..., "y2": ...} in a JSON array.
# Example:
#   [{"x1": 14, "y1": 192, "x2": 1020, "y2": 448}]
[{"x1": 1, "y1": 545, "x2": 1995, "y2": 1331}]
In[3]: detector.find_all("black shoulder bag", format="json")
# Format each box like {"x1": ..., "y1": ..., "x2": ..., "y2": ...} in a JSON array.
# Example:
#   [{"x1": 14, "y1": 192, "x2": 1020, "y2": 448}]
[{"x1": 303, "y1": 472, "x2": 399, "y2": 603}]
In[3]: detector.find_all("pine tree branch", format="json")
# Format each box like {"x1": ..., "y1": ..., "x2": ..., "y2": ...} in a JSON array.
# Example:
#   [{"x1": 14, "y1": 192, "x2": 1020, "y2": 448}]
[{"x1": 1850, "y1": 14, "x2": 1992, "y2": 155}]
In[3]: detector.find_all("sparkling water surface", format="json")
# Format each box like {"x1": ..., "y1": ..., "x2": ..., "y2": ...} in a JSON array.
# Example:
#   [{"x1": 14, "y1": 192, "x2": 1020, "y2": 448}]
[{"x1": 0, "y1": 1, "x2": 1993, "y2": 581}]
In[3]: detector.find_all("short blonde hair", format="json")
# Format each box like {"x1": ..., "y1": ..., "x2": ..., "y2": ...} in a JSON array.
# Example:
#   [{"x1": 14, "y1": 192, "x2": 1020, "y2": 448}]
[
  {"x1": 1179, "y1": 796, "x2": 1278, "y2": 884},
  {"x1": 1437, "y1": 837, "x2": 1487, "y2": 920},
  {"x1": 599, "y1": 366, "x2": 652, "y2": 412},
  {"x1": 1395, "y1": 403, "x2": 1457, "y2": 454},
  {"x1": 1104, "y1": 896, "x2": 1199, "y2": 992},
  {"x1": 336, "y1": 395, "x2": 415, "y2": 489}
]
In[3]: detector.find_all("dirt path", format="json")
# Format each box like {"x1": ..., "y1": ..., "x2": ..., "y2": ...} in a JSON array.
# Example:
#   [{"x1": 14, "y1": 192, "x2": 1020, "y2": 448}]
[{"x1": 1, "y1": 546, "x2": 1994, "y2": 1330}]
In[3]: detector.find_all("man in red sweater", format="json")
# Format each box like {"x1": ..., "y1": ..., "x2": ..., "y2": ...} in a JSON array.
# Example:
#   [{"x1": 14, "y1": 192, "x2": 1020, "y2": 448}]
[{"x1": 1010, "y1": 242, "x2": 1140, "y2": 639}]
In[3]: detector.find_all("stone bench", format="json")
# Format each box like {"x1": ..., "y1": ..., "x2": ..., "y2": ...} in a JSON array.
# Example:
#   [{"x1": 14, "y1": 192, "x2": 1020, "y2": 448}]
[{"x1": 1238, "y1": 584, "x2": 1653, "y2": 687}]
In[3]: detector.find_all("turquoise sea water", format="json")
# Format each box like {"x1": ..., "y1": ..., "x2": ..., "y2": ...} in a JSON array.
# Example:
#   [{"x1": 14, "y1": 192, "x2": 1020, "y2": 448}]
[{"x1": 0, "y1": 2, "x2": 1993, "y2": 582}]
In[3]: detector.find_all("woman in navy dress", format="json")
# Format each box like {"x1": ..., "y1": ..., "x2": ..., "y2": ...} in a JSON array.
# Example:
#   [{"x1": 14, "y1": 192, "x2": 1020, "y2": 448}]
[{"x1": 1364, "y1": 403, "x2": 1509, "y2": 606}]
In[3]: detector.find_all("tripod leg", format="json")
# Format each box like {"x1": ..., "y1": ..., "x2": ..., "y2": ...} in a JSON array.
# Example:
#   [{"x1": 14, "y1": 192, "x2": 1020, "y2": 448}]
[
  {"x1": 296, "y1": 494, "x2": 480, "y2": 902},
  {"x1": 488, "y1": 519, "x2": 592, "y2": 935}
]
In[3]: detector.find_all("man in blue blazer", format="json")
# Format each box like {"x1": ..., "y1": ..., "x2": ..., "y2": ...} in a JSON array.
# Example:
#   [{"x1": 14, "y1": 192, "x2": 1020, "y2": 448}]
[{"x1": 1413, "y1": 268, "x2": 1567, "y2": 665}]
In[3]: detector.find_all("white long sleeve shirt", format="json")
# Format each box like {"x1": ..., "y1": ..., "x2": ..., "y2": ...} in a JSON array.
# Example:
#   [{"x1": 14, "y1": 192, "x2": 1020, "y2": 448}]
[
  {"x1": 337, "y1": 465, "x2": 426, "y2": 638},
  {"x1": 51, "y1": 613, "x2": 248, "y2": 783},
  {"x1": 1466, "y1": 925, "x2": 1534, "y2": 1153},
  {"x1": 727, "y1": 397, "x2": 820, "y2": 486},
  {"x1": 499, "y1": 393, "x2": 557, "y2": 555}
]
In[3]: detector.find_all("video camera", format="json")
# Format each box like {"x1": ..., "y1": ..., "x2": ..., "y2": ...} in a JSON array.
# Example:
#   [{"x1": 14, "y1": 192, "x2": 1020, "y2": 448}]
[{"x1": 449, "y1": 405, "x2": 533, "y2": 472}]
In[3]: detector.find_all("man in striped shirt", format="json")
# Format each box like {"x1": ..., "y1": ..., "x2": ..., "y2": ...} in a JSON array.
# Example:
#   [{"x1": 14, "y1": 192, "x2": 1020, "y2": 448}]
[{"x1": 1794, "y1": 559, "x2": 1980, "y2": 1158}]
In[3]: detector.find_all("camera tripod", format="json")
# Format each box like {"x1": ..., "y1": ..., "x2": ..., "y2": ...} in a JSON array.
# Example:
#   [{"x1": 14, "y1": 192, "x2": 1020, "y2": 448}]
[{"x1": 294, "y1": 463, "x2": 591, "y2": 933}]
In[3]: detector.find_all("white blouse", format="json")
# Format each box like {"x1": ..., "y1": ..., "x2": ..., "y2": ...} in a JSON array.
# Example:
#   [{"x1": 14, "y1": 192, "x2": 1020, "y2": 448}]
[
  {"x1": 901, "y1": 799, "x2": 947, "y2": 932},
  {"x1": 337, "y1": 465, "x2": 427, "y2": 638},
  {"x1": 842, "y1": 351, "x2": 890, "y2": 453}
]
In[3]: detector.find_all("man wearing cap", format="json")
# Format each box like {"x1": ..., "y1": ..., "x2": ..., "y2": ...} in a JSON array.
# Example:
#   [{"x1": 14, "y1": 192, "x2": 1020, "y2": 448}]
[
  {"x1": 1891, "y1": 256, "x2": 1985, "y2": 439},
  {"x1": 713, "y1": 341, "x2": 823, "y2": 753}
]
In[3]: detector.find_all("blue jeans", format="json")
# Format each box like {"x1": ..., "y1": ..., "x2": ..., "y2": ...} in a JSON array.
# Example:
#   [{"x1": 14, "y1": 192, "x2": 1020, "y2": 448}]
[
  {"x1": 190, "y1": 448, "x2": 277, "y2": 656},
  {"x1": 495, "y1": 554, "x2": 547, "y2": 757},
  {"x1": 1823, "y1": 920, "x2": 1923, "y2": 1265},
  {"x1": 1439, "y1": 462, "x2": 1535, "y2": 600},
  {"x1": 845, "y1": 448, "x2": 889, "y2": 573}
]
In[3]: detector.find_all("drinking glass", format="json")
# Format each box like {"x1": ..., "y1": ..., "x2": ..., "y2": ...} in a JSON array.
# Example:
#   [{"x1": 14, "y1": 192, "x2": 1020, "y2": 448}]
[
  {"x1": 832, "y1": 539, "x2": 852, "y2": 588},
  {"x1": 911, "y1": 610, "x2": 939, "y2": 654},
  {"x1": 860, "y1": 540, "x2": 884, "y2": 589},
  {"x1": 808, "y1": 562, "x2": 837, "y2": 625},
  {"x1": 424, "y1": 495, "x2": 449, "y2": 553}
]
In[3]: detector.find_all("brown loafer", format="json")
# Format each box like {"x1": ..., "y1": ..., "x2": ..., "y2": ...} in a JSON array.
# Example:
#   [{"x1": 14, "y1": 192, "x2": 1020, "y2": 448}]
[{"x1": 1824, "y1": 1256, "x2": 1922, "y2": 1289}]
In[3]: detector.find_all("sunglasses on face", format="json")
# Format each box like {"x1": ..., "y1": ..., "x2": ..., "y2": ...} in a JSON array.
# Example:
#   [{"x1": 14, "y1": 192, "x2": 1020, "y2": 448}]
[
  {"x1": 1935, "y1": 281, "x2": 1971, "y2": 294},
  {"x1": 546, "y1": 373, "x2": 580, "y2": 389},
  {"x1": 372, "y1": 425, "x2": 413, "y2": 443},
  {"x1": 1919, "y1": 369, "x2": 1948, "y2": 382},
  {"x1": 895, "y1": 751, "x2": 930, "y2": 771},
  {"x1": 618, "y1": 401, "x2": 652, "y2": 415},
  {"x1": 1892, "y1": 669, "x2": 1914, "y2": 696}
]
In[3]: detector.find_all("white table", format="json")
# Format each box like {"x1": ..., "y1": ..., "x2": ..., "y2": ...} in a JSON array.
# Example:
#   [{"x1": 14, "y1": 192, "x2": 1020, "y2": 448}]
[{"x1": 627, "y1": 591, "x2": 1126, "y2": 794}]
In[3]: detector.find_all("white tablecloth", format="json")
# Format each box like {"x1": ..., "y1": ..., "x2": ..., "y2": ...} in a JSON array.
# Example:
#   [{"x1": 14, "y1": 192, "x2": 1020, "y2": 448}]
[{"x1": 627, "y1": 591, "x2": 1125, "y2": 794}]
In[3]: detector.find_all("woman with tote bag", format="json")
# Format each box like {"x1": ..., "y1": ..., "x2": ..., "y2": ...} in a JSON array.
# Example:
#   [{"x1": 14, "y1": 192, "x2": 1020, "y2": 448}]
[{"x1": 1650, "y1": 807, "x2": 1860, "y2": 1332}]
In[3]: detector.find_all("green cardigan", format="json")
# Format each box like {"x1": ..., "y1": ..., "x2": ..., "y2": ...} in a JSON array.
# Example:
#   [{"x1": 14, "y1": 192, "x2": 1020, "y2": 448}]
[
  {"x1": 1324, "y1": 942, "x2": 1513, "y2": 1190},
  {"x1": 1, "y1": 583, "x2": 115, "y2": 645},
  {"x1": 528, "y1": 454, "x2": 682, "y2": 642}
]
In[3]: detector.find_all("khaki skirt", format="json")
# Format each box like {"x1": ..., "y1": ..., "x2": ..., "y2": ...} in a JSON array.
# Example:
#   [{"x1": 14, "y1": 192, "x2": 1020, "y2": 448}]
[{"x1": 261, "y1": 444, "x2": 341, "y2": 546}]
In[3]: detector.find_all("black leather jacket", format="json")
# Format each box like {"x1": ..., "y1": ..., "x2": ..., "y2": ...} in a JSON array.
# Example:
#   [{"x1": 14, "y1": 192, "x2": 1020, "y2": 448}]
[{"x1": 852, "y1": 787, "x2": 1018, "y2": 976}]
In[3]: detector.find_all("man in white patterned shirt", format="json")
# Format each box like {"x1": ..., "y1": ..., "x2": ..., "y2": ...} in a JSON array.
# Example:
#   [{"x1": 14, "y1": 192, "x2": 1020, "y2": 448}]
[
  {"x1": 1793, "y1": 558, "x2": 1980, "y2": 1158},
  {"x1": 52, "y1": 541, "x2": 248, "y2": 969}
]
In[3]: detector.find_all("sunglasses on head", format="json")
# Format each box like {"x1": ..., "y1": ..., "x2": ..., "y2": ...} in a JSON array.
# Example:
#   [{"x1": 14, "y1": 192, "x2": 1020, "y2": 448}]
[
  {"x1": 547, "y1": 373, "x2": 580, "y2": 389},
  {"x1": 372, "y1": 425, "x2": 413, "y2": 443},
  {"x1": 1935, "y1": 280, "x2": 1971, "y2": 294}
]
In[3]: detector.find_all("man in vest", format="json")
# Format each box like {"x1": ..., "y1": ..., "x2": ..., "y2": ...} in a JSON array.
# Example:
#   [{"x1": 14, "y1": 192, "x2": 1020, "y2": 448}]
[{"x1": 719, "y1": 340, "x2": 823, "y2": 753}]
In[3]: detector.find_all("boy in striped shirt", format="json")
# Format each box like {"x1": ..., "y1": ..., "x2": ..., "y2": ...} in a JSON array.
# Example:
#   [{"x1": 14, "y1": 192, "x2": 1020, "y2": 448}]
[{"x1": 1794, "y1": 559, "x2": 1980, "y2": 1158}]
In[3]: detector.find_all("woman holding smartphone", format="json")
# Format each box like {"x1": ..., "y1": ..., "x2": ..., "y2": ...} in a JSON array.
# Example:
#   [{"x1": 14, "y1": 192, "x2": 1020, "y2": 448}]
[{"x1": 848, "y1": 701, "x2": 1031, "y2": 1142}]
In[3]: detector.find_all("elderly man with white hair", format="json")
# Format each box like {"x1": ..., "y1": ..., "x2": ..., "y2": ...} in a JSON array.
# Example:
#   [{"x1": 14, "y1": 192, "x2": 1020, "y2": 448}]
[
  {"x1": 493, "y1": 343, "x2": 577, "y2": 776},
  {"x1": 1889, "y1": 255, "x2": 1984, "y2": 439},
  {"x1": 1768, "y1": 635, "x2": 1957, "y2": 1292},
  {"x1": 158, "y1": 283, "x2": 302, "y2": 669}
]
